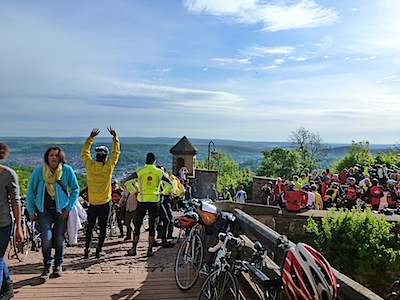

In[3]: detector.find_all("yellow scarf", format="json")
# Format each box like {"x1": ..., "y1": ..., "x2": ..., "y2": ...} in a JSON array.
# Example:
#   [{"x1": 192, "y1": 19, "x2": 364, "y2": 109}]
[{"x1": 42, "y1": 163, "x2": 63, "y2": 199}]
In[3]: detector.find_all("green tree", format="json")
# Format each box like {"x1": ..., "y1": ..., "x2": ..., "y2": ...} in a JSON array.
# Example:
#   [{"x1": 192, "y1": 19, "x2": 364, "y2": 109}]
[
  {"x1": 289, "y1": 126, "x2": 331, "y2": 170},
  {"x1": 305, "y1": 207, "x2": 400, "y2": 296},
  {"x1": 197, "y1": 151, "x2": 254, "y2": 198},
  {"x1": 14, "y1": 166, "x2": 34, "y2": 195},
  {"x1": 331, "y1": 140, "x2": 375, "y2": 173},
  {"x1": 256, "y1": 147, "x2": 301, "y2": 180}
]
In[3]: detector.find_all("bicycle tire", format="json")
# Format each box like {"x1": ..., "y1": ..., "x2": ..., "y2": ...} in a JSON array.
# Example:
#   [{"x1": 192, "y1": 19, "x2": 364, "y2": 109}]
[
  {"x1": 28, "y1": 220, "x2": 41, "y2": 251},
  {"x1": 384, "y1": 292, "x2": 400, "y2": 300},
  {"x1": 175, "y1": 231, "x2": 204, "y2": 290},
  {"x1": 197, "y1": 269, "x2": 238, "y2": 300},
  {"x1": 13, "y1": 218, "x2": 30, "y2": 262},
  {"x1": 390, "y1": 280, "x2": 400, "y2": 293}
]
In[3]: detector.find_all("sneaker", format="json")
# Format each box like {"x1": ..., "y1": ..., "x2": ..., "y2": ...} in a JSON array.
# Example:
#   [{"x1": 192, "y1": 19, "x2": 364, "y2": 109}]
[
  {"x1": 161, "y1": 241, "x2": 175, "y2": 248},
  {"x1": 96, "y1": 249, "x2": 106, "y2": 258},
  {"x1": 84, "y1": 248, "x2": 91, "y2": 259},
  {"x1": 51, "y1": 266, "x2": 63, "y2": 278},
  {"x1": 39, "y1": 266, "x2": 52, "y2": 282},
  {"x1": 147, "y1": 248, "x2": 154, "y2": 257},
  {"x1": 127, "y1": 247, "x2": 137, "y2": 256},
  {"x1": 0, "y1": 282, "x2": 14, "y2": 300}
]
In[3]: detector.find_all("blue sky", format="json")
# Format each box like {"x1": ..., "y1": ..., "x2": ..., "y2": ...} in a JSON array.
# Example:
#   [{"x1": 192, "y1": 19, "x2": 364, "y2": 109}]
[{"x1": 1, "y1": 0, "x2": 400, "y2": 144}]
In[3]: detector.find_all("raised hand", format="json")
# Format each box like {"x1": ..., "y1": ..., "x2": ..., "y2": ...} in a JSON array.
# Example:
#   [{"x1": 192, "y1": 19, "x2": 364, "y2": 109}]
[
  {"x1": 90, "y1": 128, "x2": 100, "y2": 137},
  {"x1": 107, "y1": 126, "x2": 117, "y2": 137}
]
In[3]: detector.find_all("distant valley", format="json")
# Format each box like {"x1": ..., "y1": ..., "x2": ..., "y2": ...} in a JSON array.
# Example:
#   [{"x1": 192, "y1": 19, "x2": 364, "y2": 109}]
[{"x1": 0, "y1": 137, "x2": 395, "y2": 175}]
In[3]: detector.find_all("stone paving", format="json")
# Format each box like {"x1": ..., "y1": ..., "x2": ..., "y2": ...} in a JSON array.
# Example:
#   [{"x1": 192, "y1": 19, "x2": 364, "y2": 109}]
[{"x1": 5, "y1": 215, "x2": 203, "y2": 299}]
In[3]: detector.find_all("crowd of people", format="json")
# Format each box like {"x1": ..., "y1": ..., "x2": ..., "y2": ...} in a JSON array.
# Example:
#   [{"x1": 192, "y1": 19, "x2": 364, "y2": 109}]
[
  {"x1": 261, "y1": 166, "x2": 400, "y2": 213},
  {"x1": 0, "y1": 126, "x2": 188, "y2": 299},
  {"x1": 3, "y1": 128, "x2": 400, "y2": 299}
]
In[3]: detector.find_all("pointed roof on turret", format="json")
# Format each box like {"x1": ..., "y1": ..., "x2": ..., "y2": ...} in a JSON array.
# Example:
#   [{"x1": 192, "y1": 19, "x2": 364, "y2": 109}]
[{"x1": 170, "y1": 136, "x2": 198, "y2": 155}]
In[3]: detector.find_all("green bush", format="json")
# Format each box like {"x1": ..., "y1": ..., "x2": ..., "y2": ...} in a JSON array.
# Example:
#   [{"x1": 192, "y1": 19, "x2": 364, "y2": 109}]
[{"x1": 305, "y1": 207, "x2": 400, "y2": 296}]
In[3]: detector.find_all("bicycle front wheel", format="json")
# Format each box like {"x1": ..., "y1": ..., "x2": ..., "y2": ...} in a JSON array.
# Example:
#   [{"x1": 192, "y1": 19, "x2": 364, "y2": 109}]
[
  {"x1": 13, "y1": 219, "x2": 30, "y2": 262},
  {"x1": 197, "y1": 269, "x2": 238, "y2": 300},
  {"x1": 175, "y1": 232, "x2": 204, "y2": 290}
]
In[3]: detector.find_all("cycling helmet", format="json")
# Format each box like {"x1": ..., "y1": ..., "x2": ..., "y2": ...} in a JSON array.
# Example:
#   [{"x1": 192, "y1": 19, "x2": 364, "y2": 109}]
[
  {"x1": 95, "y1": 146, "x2": 109, "y2": 161},
  {"x1": 282, "y1": 243, "x2": 338, "y2": 300},
  {"x1": 178, "y1": 211, "x2": 199, "y2": 229}
]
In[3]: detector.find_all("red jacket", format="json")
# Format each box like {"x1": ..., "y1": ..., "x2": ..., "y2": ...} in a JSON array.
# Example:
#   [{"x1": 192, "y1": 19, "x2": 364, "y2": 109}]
[
  {"x1": 369, "y1": 185, "x2": 383, "y2": 207},
  {"x1": 284, "y1": 190, "x2": 307, "y2": 212}
]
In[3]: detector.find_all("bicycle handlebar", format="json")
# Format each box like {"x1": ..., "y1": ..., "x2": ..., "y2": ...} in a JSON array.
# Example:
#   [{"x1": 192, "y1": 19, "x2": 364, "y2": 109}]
[
  {"x1": 208, "y1": 240, "x2": 223, "y2": 253},
  {"x1": 208, "y1": 232, "x2": 245, "y2": 253}
]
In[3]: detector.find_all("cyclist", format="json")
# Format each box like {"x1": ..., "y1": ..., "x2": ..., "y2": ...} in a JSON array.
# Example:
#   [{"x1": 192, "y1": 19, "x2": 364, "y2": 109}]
[
  {"x1": 0, "y1": 142, "x2": 23, "y2": 299},
  {"x1": 81, "y1": 127, "x2": 120, "y2": 259},
  {"x1": 124, "y1": 153, "x2": 173, "y2": 257}
]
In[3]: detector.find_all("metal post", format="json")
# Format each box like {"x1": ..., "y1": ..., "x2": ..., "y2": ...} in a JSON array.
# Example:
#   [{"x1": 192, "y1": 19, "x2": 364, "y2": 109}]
[{"x1": 208, "y1": 141, "x2": 216, "y2": 170}]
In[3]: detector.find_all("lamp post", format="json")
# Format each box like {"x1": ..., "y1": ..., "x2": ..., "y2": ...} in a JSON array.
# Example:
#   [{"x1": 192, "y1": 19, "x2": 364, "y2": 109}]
[{"x1": 207, "y1": 141, "x2": 218, "y2": 170}]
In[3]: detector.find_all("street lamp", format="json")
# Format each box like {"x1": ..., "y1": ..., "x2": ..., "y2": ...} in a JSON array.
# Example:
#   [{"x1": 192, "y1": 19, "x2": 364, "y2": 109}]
[{"x1": 207, "y1": 141, "x2": 218, "y2": 170}]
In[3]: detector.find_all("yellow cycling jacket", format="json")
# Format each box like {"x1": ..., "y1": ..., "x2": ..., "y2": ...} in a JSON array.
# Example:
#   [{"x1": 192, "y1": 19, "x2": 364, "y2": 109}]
[
  {"x1": 124, "y1": 164, "x2": 173, "y2": 202},
  {"x1": 81, "y1": 136, "x2": 120, "y2": 205}
]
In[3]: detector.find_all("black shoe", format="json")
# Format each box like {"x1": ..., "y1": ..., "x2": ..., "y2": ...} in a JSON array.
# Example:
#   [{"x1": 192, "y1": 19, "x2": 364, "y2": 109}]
[
  {"x1": 166, "y1": 235, "x2": 177, "y2": 239},
  {"x1": 123, "y1": 236, "x2": 131, "y2": 241},
  {"x1": 161, "y1": 241, "x2": 175, "y2": 248},
  {"x1": 96, "y1": 248, "x2": 106, "y2": 258},
  {"x1": 118, "y1": 233, "x2": 124, "y2": 238},
  {"x1": 39, "y1": 266, "x2": 52, "y2": 282},
  {"x1": 50, "y1": 266, "x2": 63, "y2": 278},
  {"x1": 144, "y1": 227, "x2": 150, "y2": 231},
  {"x1": 127, "y1": 247, "x2": 137, "y2": 256},
  {"x1": 152, "y1": 240, "x2": 161, "y2": 247},
  {"x1": 0, "y1": 282, "x2": 14, "y2": 300},
  {"x1": 84, "y1": 248, "x2": 91, "y2": 259},
  {"x1": 147, "y1": 248, "x2": 154, "y2": 257}
]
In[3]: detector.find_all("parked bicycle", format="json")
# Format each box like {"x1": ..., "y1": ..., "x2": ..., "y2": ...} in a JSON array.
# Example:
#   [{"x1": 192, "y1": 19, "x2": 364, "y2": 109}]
[
  {"x1": 198, "y1": 232, "x2": 339, "y2": 300},
  {"x1": 174, "y1": 199, "x2": 206, "y2": 290},
  {"x1": 197, "y1": 231, "x2": 245, "y2": 300},
  {"x1": 8, "y1": 200, "x2": 36, "y2": 262},
  {"x1": 385, "y1": 279, "x2": 400, "y2": 300}
]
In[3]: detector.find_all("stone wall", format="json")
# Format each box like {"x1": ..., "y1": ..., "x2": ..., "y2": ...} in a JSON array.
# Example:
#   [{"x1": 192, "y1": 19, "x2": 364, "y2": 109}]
[{"x1": 193, "y1": 168, "x2": 217, "y2": 198}]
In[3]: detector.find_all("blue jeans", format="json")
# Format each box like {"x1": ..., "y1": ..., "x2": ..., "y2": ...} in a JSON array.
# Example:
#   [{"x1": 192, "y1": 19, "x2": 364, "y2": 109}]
[
  {"x1": 37, "y1": 210, "x2": 67, "y2": 268},
  {"x1": 0, "y1": 225, "x2": 12, "y2": 285}
]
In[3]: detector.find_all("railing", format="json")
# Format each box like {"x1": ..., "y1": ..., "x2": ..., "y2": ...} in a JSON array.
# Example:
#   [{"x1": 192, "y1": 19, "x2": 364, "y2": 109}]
[{"x1": 209, "y1": 201, "x2": 384, "y2": 300}]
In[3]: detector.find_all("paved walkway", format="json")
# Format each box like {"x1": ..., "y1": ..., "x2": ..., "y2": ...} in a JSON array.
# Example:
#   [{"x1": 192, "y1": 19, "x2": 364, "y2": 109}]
[{"x1": 6, "y1": 219, "x2": 202, "y2": 299}]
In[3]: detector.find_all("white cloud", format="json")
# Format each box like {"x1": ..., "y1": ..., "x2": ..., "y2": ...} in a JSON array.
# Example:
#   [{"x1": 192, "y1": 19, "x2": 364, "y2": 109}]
[{"x1": 184, "y1": 0, "x2": 338, "y2": 31}]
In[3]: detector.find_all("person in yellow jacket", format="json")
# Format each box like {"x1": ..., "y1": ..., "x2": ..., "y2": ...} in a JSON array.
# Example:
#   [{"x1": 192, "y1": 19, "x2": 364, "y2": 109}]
[
  {"x1": 124, "y1": 152, "x2": 173, "y2": 257},
  {"x1": 81, "y1": 127, "x2": 120, "y2": 259}
]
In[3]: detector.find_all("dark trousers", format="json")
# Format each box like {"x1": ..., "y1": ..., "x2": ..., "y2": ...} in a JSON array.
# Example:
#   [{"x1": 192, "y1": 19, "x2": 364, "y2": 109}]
[
  {"x1": 134, "y1": 202, "x2": 158, "y2": 237},
  {"x1": 158, "y1": 200, "x2": 173, "y2": 240},
  {"x1": 85, "y1": 201, "x2": 111, "y2": 250}
]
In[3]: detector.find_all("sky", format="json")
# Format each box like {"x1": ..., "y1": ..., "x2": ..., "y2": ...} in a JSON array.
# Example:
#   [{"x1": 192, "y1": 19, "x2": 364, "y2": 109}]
[{"x1": 1, "y1": 0, "x2": 400, "y2": 144}]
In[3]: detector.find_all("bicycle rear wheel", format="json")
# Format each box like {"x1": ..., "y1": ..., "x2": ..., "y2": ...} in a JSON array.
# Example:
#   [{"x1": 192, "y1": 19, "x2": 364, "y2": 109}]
[
  {"x1": 13, "y1": 219, "x2": 30, "y2": 262},
  {"x1": 175, "y1": 232, "x2": 204, "y2": 290},
  {"x1": 197, "y1": 269, "x2": 238, "y2": 300}
]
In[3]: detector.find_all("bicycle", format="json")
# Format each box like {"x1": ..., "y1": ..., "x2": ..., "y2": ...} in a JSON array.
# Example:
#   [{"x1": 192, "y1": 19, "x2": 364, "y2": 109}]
[
  {"x1": 197, "y1": 231, "x2": 245, "y2": 300},
  {"x1": 8, "y1": 201, "x2": 31, "y2": 262},
  {"x1": 385, "y1": 279, "x2": 400, "y2": 300},
  {"x1": 174, "y1": 199, "x2": 205, "y2": 291},
  {"x1": 235, "y1": 240, "x2": 286, "y2": 300}
]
